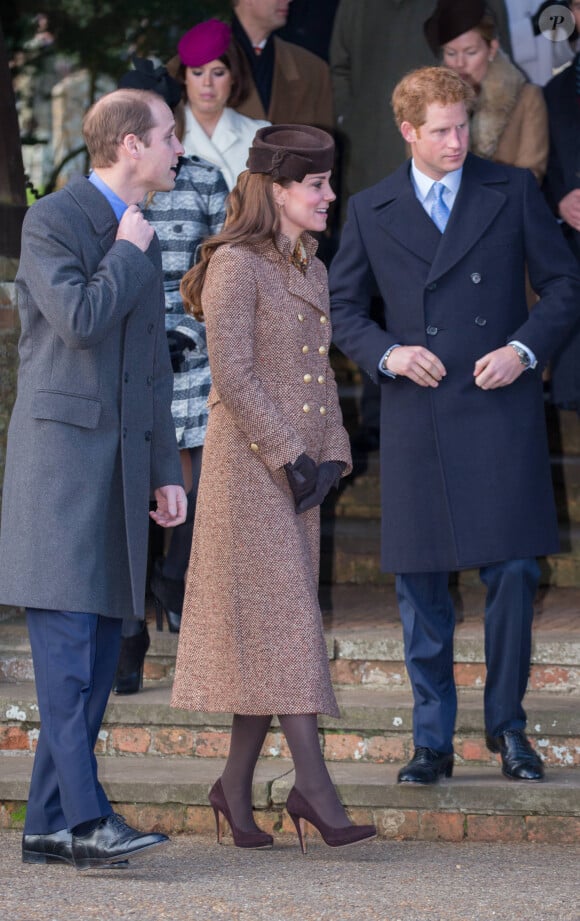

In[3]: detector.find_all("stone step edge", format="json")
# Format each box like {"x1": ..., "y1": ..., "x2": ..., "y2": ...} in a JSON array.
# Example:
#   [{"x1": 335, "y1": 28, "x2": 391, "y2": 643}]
[
  {"x1": 1, "y1": 754, "x2": 579, "y2": 818},
  {"x1": 2, "y1": 630, "x2": 579, "y2": 667},
  {"x1": 2, "y1": 685, "x2": 579, "y2": 737}
]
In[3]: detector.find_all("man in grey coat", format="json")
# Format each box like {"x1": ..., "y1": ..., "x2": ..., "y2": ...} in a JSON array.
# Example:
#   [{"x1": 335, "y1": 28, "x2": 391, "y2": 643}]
[{"x1": 0, "y1": 89, "x2": 186, "y2": 869}]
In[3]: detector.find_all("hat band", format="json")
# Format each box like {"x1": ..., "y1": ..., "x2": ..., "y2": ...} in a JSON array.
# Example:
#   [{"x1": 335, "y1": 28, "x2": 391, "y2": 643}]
[{"x1": 248, "y1": 147, "x2": 332, "y2": 182}]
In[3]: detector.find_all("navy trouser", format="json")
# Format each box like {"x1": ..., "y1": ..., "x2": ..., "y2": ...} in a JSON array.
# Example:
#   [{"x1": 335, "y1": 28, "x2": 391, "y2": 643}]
[
  {"x1": 395, "y1": 558, "x2": 540, "y2": 753},
  {"x1": 24, "y1": 609, "x2": 122, "y2": 833}
]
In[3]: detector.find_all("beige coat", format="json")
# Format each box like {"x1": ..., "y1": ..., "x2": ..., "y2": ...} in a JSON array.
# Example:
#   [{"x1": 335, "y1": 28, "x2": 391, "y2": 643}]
[
  {"x1": 171, "y1": 234, "x2": 351, "y2": 717},
  {"x1": 470, "y1": 50, "x2": 548, "y2": 182}
]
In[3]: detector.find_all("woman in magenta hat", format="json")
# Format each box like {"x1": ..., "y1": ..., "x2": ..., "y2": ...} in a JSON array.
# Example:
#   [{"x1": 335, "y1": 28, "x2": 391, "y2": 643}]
[
  {"x1": 171, "y1": 125, "x2": 376, "y2": 854},
  {"x1": 169, "y1": 19, "x2": 269, "y2": 190}
]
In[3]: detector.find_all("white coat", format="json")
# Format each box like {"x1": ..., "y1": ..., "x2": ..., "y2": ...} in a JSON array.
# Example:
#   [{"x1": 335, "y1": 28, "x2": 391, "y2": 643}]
[{"x1": 182, "y1": 106, "x2": 270, "y2": 190}]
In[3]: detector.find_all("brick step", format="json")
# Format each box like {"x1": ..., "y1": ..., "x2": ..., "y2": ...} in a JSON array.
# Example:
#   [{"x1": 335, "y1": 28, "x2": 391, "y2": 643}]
[
  {"x1": 330, "y1": 453, "x2": 580, "y2": 525},
  {"x1": 1, "y1": 585, "x2": 579, "y2": 691},
  {"x1": 320, "y1": 517, "x2": 580, "y2": 588},
  {"x1": 2, "y1": 682, "x2": 578, "y2": 768},
  {"x1": 1, "y1": 752, "x2": 578, "y2": 843}
]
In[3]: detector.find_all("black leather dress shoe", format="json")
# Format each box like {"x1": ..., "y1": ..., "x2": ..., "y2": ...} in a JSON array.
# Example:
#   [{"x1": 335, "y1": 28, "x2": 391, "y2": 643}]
[
  {"x1": 22, "y1": 828, "x2": 128, "y2": 867},
  {"x1": 72, "y1": 813, "x2": 169, "y2": 870},
  {"x1": 397, "y1": 747, "x2": 454, "y2": 784},
  {"x1": 486, "y1": 730, "x2": 544, "y2": 781}
]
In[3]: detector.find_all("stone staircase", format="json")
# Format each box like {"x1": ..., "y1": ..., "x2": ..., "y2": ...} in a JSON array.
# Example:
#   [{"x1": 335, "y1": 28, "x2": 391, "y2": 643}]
[{"x1": 0, "y1": 370, "x2": 579, "y2": 844}]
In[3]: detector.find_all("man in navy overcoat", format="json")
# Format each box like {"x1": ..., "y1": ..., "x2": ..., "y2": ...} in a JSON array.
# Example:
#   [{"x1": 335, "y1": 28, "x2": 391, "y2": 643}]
[{"x1": 329, "y1": 67, "x2": 580, "y2": 784}]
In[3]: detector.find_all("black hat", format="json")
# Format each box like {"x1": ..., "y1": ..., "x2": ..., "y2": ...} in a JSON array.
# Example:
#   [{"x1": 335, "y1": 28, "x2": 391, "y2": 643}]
[
  {"x1": 424, "y1": 0, "x2": 490, "y2": 54},
  {"x1": 247, "y1": 125, "x2": 335, "y2": 182},
  {"x1": 118, "y1": 56, "x2": 183, "y2": 111}
]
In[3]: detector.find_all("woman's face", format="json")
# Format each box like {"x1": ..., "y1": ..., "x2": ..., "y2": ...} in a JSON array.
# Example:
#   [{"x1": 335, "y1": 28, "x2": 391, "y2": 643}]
[
  {"x1": 184, "y1": 59, "x2": 233, "y2": 118},
  {"x1": 442, "y1": 29, "x2": 499, "y2": 89},
  {"x1": 274, "y1": 171, "x2": 336, "y2": 243}
]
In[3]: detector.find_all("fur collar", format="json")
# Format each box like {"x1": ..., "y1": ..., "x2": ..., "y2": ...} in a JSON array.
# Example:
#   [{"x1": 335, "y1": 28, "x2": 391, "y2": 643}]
[{"x1": 470, "y1": 51, "x2": 527, "y2": 160}]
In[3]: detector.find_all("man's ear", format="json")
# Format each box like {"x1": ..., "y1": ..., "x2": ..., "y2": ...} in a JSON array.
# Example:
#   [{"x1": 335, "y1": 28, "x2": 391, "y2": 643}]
[
  {"x1": 400, "y1": 121, "x2": 418, "y2": 145},
  {"x1": 122, "y1": 133, "x2": 142, "y2": 159}
]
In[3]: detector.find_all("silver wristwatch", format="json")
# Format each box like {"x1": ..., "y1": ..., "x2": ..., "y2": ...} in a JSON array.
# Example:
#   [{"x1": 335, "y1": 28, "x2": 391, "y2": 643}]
[{"x1": 509, "y1": 343, "x2": 531, "y2": 368}]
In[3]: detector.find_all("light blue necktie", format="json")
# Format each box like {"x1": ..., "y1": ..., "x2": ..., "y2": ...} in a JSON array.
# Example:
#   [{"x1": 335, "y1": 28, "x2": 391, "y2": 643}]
[{"x1": 430, "y1": 181, "x2": 450, "y2": 233}]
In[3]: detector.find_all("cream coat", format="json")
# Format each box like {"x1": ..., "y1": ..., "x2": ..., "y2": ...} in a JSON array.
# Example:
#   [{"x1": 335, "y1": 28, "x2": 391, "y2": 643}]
[
  {"x1": 171, "y1": 235, "x2": 351, "y2": 716},
  {"x1": 182, "y1": 107, "x2": 269, "y2": 190}
]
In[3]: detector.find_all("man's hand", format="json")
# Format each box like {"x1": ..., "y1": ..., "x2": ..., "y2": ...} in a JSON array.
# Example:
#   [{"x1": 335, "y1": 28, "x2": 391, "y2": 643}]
[
  {"x1": 150, "y1": 485, "x2": 187, "y2": 527},
  {"x1": 558, "y1": 190, "x2": 580, "y2": 232},
  {"x1": 386, "y1": 345, "x2": 447, "y2": 387},
  {"x1": 117, "y1": 204, "x2": 154, "y2": 252},
  {"x1": 474, "y1": 346, "x2": 524, "y2": 389}
]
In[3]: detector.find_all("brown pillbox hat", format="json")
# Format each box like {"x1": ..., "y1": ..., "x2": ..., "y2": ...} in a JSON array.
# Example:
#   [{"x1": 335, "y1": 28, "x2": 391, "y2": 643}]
[
  {"x1": 424, "y1": 0, "x2": 488, "y2": 54},
  {"x1": 247, "y1": 124, "x2": 335, "y2": 182}
]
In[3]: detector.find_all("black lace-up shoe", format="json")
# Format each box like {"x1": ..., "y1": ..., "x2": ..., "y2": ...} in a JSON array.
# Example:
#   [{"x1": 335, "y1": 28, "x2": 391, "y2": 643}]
[
  {"x1": 397, "y1": 747, "x2": 454, "y2": 784},
  {"x1": 23, "y1": 828, "x2": 128, "y2": 867},
  {"x1": 486, "y1": 730, "x2": 544, "y2": 781},
  {"x1": 72, "y1": 814, "x2": 168, "y2": 870}
]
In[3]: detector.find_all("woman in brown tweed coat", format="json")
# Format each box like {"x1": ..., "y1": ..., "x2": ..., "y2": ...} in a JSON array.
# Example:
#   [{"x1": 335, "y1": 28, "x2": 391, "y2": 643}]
[{"x1": 171, "y1": 125, "x2": 375, "y2": 852}]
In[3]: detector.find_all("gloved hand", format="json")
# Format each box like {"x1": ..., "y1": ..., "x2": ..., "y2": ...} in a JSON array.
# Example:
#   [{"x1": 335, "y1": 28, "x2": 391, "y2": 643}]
[
  {"x1": 166, "y1": 329, "x2": 195, "y2": 373},
  {"x1": 284, "y1": 453, "x2": 318, "y2": 505},
  {"x1": 295, "y1": 461, "x2": 345, "y2": 515},
  {"x1": 531, "y1": 0, "x2": 568, "y2": 36}
]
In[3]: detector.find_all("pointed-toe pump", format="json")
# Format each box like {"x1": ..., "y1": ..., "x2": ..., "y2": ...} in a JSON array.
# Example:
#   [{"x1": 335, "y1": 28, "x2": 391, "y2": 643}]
[
  {"x1": 208, "y1": 779, "x2": 273, "y2": 849},
  {"x1": 286, "y1": 786, "x2": 376, "y2": 854}
]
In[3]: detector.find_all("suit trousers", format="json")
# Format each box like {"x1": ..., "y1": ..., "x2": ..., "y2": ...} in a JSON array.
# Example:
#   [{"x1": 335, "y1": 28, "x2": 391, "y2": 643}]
[
  {"x1": 395, "y1": 558, "x2": 540, "y2": 753},
  {"x1": 24, "y1": 609, "x2": 122, "y2": 833}
]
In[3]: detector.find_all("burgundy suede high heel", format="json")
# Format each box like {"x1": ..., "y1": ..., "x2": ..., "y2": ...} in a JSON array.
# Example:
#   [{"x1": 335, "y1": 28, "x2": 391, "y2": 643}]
[
  {"x1": 286, "y1": 786, "x2": 376, "y2": 854},
  {"x1": 208, "y1": 779, "x2": 273, "y2": 849}
]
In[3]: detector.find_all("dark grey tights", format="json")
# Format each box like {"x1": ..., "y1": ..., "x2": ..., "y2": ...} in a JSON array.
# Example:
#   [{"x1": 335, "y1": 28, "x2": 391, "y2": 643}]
[{"x1": 220, "y1": 713, "x2": 350, "y2": 833}]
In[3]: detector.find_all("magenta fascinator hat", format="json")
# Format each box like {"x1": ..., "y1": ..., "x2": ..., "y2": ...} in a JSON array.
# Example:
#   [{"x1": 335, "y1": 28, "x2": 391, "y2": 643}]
[{"x1": 177, "y1": 19, "x2": 232, "y2": 68}]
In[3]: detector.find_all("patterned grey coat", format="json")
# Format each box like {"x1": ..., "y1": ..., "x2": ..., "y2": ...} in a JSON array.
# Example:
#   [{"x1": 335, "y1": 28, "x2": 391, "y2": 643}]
[
  {"x1": 171, "y1": 234, "x2": 351, "y2": 716},
  {"x1": 144, "y1": 156, "x2": 227, "y2": 449}
]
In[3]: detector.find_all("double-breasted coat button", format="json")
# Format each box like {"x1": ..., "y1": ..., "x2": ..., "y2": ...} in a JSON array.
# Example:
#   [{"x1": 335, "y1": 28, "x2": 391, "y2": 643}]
[
  {"x1": 298, "y1": 313, "x2": 304, "y2": 321},
  {"x1": 122, "y1": 427, "x2": 127, "y2": 439},
  {"x1": 320, "y1": 316, "x2": 328, "y2": 324},
  {"x1": 302, "y1": 345, "x2": 309, "y2": 354},
  {"x1": 475, "y1": 316, "x2": 487, "y2": 326},
  {"x1": 303, "y1": 403, "x2": 310, "y2": 413},
  {"x1": 144, "y1": 430, "x2": 152, "y2": 442},
  {"x1": 304, "y1": 373, "x2": 312, "y2": 383},
  {"x1": 426, "y1": 282, "x2": 437, "y2": 291},
  {"x1": 426, "y1": 325, "x2": 438, "y2": 336},
  {"x1": 317, "y1": 375, "x2": 325, "y2": 384},
  {"x1": 147, "y1": 323, "x2": 154, "y2": 333},
  {"x1": 123, "y1": 372, "x2": 129, "y2": 383},
  {"x1": 146, "y1": 375, "x2": 153, "y2": 385},
  {"x1": 318, "y1": 345, "x2": 327, "y2": 355},
  {"x1": 471, "y1": 272, "x2": 482, "y2": 284},
  {"x1": 250, "y1": 442, "x2": 259, "y2": 452},
  {"x1": 319, "y1": 406, "x2": 327, "y2": 415}
]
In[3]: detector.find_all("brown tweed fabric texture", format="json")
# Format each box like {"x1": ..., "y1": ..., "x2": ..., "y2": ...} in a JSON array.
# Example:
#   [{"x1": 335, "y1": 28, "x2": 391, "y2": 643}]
[{"x1": 171, "y1": 234, "x2": 352, "y2": 717}]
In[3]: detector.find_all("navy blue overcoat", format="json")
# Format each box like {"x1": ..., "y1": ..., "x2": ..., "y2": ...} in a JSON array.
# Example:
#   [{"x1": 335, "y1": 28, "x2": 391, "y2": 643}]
[{"x1": 329, "y1": 154, "x2": 580, "y2": 573}]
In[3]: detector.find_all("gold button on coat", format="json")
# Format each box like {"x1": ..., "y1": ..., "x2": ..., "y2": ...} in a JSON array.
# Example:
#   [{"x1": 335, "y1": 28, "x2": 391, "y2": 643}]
[
  {"x1": 250, "y1": 443, "x2": 259, "y2": 452},
  {"x1": 304, "y1": 374, "x2": 312, "y2": 383},
  {"x1": 320, "y1": 316, "x2": 327, "y2": 324},
  {"x1": 302, "y1": 345, "x2": 309, "y2": 354},
  {"x1": 318, "y1": 345, "x2": 327, "y2": 355},
  {"x1": 298, "y1": 313, "x2": 304, "y2": 321},
  {"x1": 319, "y1": 406, "x2": 327, "y2": 415},
  {"x1": 303, "y1": 404, "x2": 310, "y2": 413},
  {"x1": 317, "y1": 375, "x2": 325, "y2": 384}
]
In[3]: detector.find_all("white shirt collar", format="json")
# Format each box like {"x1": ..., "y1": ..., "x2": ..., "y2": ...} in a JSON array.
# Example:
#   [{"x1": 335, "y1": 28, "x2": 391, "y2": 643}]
[{"x1": 411, "y1": 159, "x2": 463, "y2": 203}]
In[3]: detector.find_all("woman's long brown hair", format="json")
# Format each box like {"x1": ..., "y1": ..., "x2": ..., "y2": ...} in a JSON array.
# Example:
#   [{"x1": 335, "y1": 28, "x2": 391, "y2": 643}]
[{"x1": 180, "y1": 170, "x2": 289, "y2": 320}]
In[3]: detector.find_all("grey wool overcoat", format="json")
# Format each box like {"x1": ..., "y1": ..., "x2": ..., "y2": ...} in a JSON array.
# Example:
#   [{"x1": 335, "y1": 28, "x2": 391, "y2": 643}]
[
  {"x1": 171, "y1": 234, "x2": 351, "y2": 717},
  {"x1": 0, "y1": 178, "x2": 182, "y2": 620}
]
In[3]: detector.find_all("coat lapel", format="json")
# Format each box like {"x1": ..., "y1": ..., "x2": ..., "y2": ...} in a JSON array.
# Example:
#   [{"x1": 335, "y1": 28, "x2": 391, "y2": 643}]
[
  {"x1": 371, "y1": 156, "x2": 510, "y2": 282},
  {"x1": 427, "y1": 155, "x2": 508, "y2": 283},
  {"x1": 64, "y1": 177, "x2": 118, "y2": 256}
]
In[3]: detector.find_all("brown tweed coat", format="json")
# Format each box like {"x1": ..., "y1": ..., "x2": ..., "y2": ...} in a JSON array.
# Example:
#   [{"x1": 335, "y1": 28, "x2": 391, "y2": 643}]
[{"x1": 171, "y1": 234, "x2": 351, "y2": 717}]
